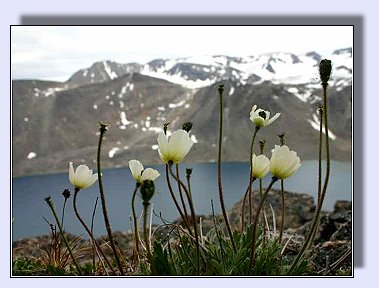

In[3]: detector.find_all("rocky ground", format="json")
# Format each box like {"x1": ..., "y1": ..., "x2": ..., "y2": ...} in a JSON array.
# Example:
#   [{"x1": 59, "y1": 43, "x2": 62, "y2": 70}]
[{"x1": 12, "y1": 190, "x2": 352, "y2": 275}]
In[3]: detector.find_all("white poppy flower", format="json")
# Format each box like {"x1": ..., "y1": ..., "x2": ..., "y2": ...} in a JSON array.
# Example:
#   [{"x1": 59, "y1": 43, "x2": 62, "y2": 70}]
[
  {"x1": 129, "y1": 160, "x2": 160, "y2": 184},
  {"x1": 252, "y1": 154, "x2": 270, "y2": 179},
  {"x1": 157, "y1": 129, "x2": 194, "y2": 164},
  {"x1": 69, "y1": 162, "x2": 98, "y2": 189},
  {"x1": 270, "y1": 145, "x2": 301, "y2": 179},
  {"x1": 250, "y1": 105, "x2": 281, "y2": 127}
]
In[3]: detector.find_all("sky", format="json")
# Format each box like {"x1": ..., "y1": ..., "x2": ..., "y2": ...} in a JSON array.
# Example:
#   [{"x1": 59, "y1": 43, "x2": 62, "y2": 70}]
[{"x1": 11, "y1": 26, "x2": 353, "y2": 81}]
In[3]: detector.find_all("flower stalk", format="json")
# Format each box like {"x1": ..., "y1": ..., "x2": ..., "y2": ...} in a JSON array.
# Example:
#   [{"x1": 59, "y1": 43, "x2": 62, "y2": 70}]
[
  {"x1": 131, "y1": 183, "x2": 141, "y2": 256},
  {"x1": 278, "y1": 133, "x2": 285, "y2": 243},
  {"x1": 44, "y1": 196, "x2": 82, "y2": 275},
  {"x1": 168, "y1": 162, "x2": 200, "y2": 275},
  {"x1": 248, "y1": 126, "x2": 260, "y2": 225},
  {"x1": 288, "y1": 59, "x2": 332, "y2": 274},
  {"x1": 97, "y1": 122, "x2": 125, "y2": 275},
  {"x1": 217, "y1": 84, "x2": 237, "y2": 253},
  {"x1": 247, "y1": 177, "x2": 278, "y2": 274},
  {"x1": 165, "y1": 164, "x2": 193, "y2": 235},
  {"x1": 176, "y1": 164, "x2": 190, "y2": 226},
  {"x1": 73, "y1": 188, "x2": 115, "y2": 274}
]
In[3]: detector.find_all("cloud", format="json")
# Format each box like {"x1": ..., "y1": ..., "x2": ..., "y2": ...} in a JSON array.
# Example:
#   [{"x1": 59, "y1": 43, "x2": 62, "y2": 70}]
[{"x1": 11, "y1": 26, "x2": 353, "y2": 81}]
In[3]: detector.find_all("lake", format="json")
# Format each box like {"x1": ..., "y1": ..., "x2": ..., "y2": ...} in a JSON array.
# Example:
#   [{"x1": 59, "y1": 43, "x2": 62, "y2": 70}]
[{"x1": 12, "y1": 161, "x2": 352, "y2": 240}]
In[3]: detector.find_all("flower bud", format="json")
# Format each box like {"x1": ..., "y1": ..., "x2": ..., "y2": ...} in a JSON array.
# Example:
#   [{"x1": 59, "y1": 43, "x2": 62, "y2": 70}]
[
  {"x1": 140, "y1": 180, "x2": 155, "y2": 205},
  {"x1": 62, "y1": 188, "x2": 71, "y2": 200},
  {"x1": 278, "y1": 133, "x2": 285, "y2": 146},
  {"x1": 218, "y1": 84, "x2": 224, "y2": 95},
  {"x1": 182, "y1": 122, "x2": 193, "y2": 133},
  {"x1": 163, "y1": 123, "x2": 170, "y2": 135},
  {"x1": 186, "y1": 168, "x2": 193, "y2": 178},
  {"x1": 319, "y1": 59, "x2": 332, "y2": 86}
]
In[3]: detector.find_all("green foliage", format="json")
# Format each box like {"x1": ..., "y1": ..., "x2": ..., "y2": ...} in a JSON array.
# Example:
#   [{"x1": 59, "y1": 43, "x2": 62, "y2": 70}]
[
  {"x1": 149, "y1": 224, "x2": 311, "y2": 276},
  {"x1": 153, "y1": 241, "x2": 172, "y2": 275},
  {"x1": 12, "y1": 258, "x2": 43, "y2": 276}
]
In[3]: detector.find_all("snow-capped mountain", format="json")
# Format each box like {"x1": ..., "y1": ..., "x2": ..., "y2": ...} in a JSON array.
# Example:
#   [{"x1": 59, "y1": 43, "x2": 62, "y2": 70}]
[
  {"x1": 12, "y1": 48, "x2": 352, "y2": 177},
  {"x1": 67, "y1": 48, "x2": 352, "y2": 92}
]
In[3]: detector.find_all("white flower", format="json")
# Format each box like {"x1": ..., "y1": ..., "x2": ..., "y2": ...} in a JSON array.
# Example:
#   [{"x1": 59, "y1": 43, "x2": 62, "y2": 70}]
[
  {"x1": 129, "y1": 160, "x2": 160, "y2": 184},
  {"x1": 252, "y1": 154, "x2": 270, "y2": 178},
  {"x1": 250, "y1": 105, "x2": 281, "y2": 127},
  {"x1": 157, "y1": 129, "x2": 194, "y2": 164},
  {"x1": 69, "y1": 162, "x2": 98, "y2": 189},
  {"x1": 269, "y1": 145, "x2": 301, "y2": 179}
]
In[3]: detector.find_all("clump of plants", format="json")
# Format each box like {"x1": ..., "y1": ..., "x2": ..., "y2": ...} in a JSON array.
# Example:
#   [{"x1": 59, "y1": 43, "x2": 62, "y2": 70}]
[{"x1": 12, "y1": 59, "x2": 351, "y2": 276}]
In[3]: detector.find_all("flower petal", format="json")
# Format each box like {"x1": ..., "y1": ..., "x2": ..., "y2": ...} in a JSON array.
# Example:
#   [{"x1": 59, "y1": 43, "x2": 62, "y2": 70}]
[
  {"x1": 141, "y1": 168, "x2": 161, "y2": 182},
  {"x1": 157, "y1": 132, "x2": 170, "y2": 163},
  {"x1": 69, "y1": 162, "x2": 75, "y2": 185},
  {"x1": 168, "y1": 129, "x2": 193, "y2": 163},
  {"x1": 266, "y1": 113, "x2": 281, "y2": 126},
  {"x1": 129, "y1": 160, "x2": 144, "y2": 182}
]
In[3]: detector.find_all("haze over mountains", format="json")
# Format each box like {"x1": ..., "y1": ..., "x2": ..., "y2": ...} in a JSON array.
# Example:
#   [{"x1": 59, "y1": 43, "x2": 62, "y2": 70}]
[{"x1": 12, "y1": 48, "x2": 352, "y2": 177}]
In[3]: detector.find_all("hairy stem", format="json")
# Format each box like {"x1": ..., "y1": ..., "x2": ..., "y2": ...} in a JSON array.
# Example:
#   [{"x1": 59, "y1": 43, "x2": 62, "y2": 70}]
[
  {"x1": 279, "y1": 179, "x2": 285, "y2": 243},
  {"x1": 45, "y1": 197, "x2": 82, "y2": 275},
  {"x1": 131, "y1": 183, "x2": 141, "y2": 256},
  {"x1": 248, "y1": 127, "x2": 260, "y2": 225},
  {"x1": 90, "y1": 197, "x2": 99, "y2": 273},
  {"x1": 73, "y1": 188, "x2": 115, "y2": 274},
  {"x1": 176, "y1": 164, "x2": 190, "y2": 225},
  {"x1": 97, "y1": 123, "x2": 124, "y2": 275},
  {"x1": 247, "y1": 177, "x2": 277, "y2": 274},
  {"x1": 217, "y1": 85, "x2": 237, "y2": 253},
  {"x1": 143, "y1": 202, "x2": 156, "y2": 275},
  {"x1": 165, "y1": 164, "x2": 193, "y2": 235},
  {"x1": 289, "y1": 83, "x2": 331, "y2": 274},
  {"x1": 169, "y1": 163, "x2": 200, "y2": 275},
  {"x1": 240, "y1": 178, "x2": 256, "y2": 231}
]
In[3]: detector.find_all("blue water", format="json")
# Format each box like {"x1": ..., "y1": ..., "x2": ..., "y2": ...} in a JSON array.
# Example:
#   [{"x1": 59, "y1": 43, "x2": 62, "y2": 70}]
[{"x1": 12, "y1": 161, "x2": 351, "y2": 240}]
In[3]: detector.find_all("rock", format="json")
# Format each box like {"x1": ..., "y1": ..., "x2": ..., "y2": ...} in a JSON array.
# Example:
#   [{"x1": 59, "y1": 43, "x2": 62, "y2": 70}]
[{"x1": 334, "y1": 200, "x2": 351, "y2": 213}]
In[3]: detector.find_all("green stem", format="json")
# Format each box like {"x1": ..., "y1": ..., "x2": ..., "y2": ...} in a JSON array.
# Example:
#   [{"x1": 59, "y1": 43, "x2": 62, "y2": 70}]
[
  {"x1": 73, "y1": 188, "x2": 116, "y2": 274},
  {"x1": 131, "y1": 183, "x2": 141, "y2": 256},
  {"x1": 90, "y1": 197, "x2": 99, "y2": 273},
  {"x1": 247, "y1": 177, "x2": 277, "y2": 274},
  {"x1": 279, "y1": 179, "x2": 285, "y2": 243},
  {"x1": 240, "y1": 178, "x2": 256, "y2": 231},
  {"x1": 165, "y1": 164, "x2": 193, "y2": 235},
  {"x1": 176, "y1": 164, "x2": 190, "y2": 226},
  {"x1": 143, "y1": 202, "x2": 156, "y2": 275},
  {"x1": 248, "y1": 127, "x2": 260, "y2": 225},
  {"x1": 97, "y1": 123, "x2": 125, "y2": 275},
  {"x1": 217, "y1": 85, "x2": 237, "y2": 253},
  {"x1": 288, "y1": 83, "x2": 331, "y2": 274},
  {"x1": 61, "y1": 198, "x2": 67, "y2": 228},
  {"x1": 259, "y1": 178, "x2": 267, "y2": 244},
  {"x1": 317, "y1": 107, "x2": 324, "y2": 205},
  {"x1": 169, "y1": 163, "x2": 200, "y2": 275},
  {"x1": 44, "y1": 197, "x2": 82, "y2": 275}
]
